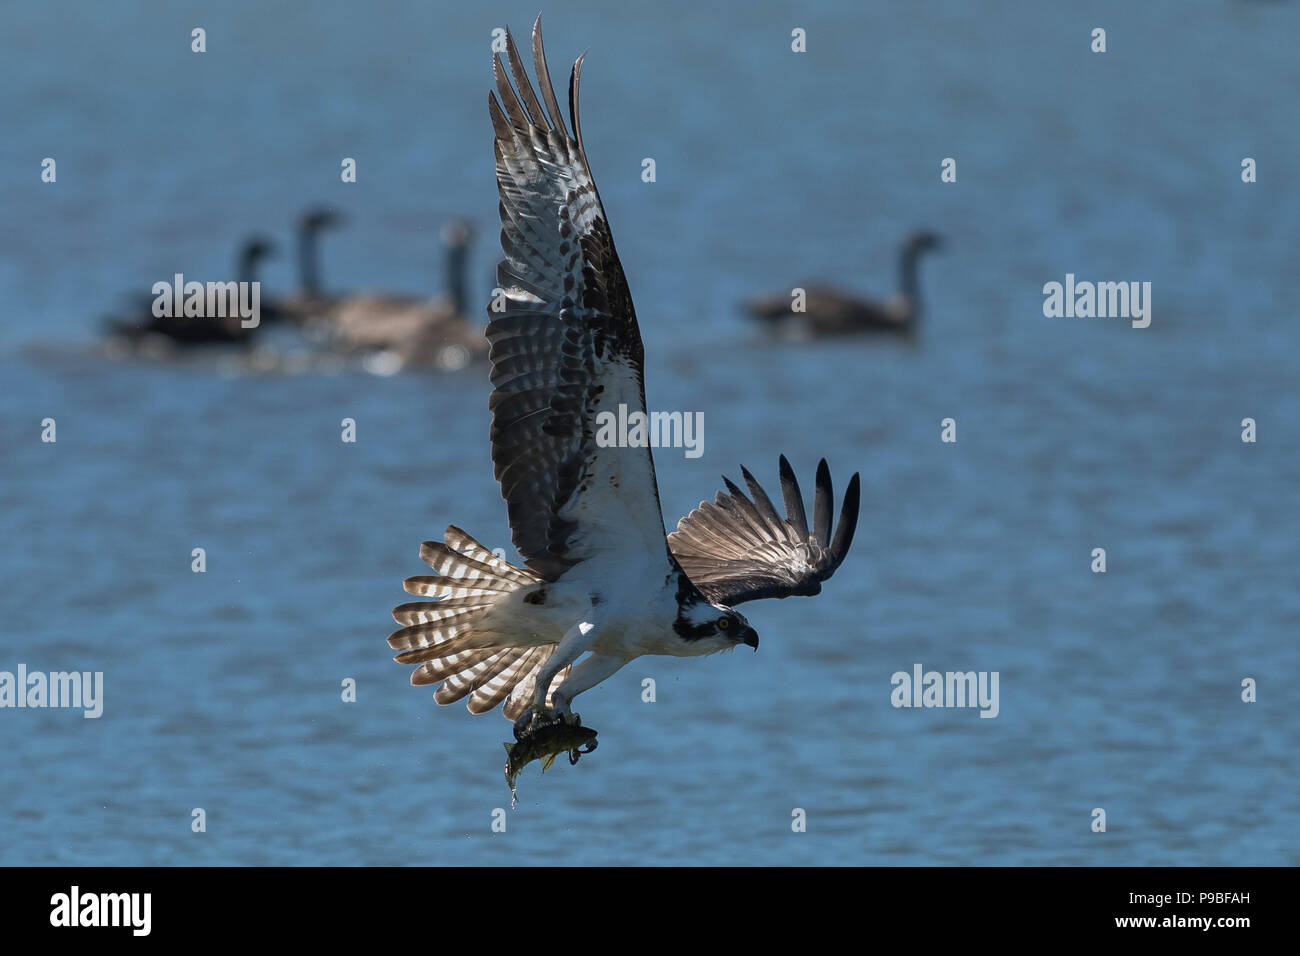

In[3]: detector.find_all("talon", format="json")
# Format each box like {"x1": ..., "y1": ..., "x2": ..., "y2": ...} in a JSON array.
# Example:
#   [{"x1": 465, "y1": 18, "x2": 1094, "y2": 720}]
[
  {"x1": 515, "y1": 705, "x2": 578, "y2": 741},
  {"x1": 512, "y1": 705, "x2": 545, "y2": 741},
  {"x1": 512, "y1": 714, "x2": 529, "y2": 742}
]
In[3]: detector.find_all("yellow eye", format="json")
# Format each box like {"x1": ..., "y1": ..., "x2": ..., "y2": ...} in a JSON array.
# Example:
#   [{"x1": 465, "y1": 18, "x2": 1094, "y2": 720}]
[{"x1": 718, "y1": 618, "x2": 731, "y2": 630}]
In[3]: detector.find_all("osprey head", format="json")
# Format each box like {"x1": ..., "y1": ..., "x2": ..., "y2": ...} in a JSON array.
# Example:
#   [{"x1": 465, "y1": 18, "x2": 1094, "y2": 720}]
[{"x1": 673, "y1": 582, "x2": 759, "y2": 651}]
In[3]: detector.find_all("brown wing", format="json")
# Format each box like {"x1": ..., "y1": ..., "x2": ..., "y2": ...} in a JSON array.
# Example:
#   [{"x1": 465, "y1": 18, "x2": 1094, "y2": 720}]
[
  {"x1": 668, "y1": 457, "x2": 860, "y2": 606},
  {"x1": 488, "y1": 17, "x2": 667, "y2": 580}
]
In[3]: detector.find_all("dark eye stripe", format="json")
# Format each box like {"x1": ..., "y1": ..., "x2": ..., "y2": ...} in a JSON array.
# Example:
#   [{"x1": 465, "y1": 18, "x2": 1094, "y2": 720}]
[{"x1": 673, "y1": 618, "x2": 717, "y2": 641}]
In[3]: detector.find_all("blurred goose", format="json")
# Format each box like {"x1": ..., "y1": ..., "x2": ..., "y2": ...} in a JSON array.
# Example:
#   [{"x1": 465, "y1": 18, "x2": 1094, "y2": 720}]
[
  {"x1": 323, "y1": 219, "x2": 487, "y2": 371},
  {"x1": 279, "y1": 207, "x2": 346, "y2": 326},
  {"x1": 103, "y1": 236, "x2": 277, "y2": 347},
  {"x1": 745, "y1": 230, "x2": 943, "y2": 336}
]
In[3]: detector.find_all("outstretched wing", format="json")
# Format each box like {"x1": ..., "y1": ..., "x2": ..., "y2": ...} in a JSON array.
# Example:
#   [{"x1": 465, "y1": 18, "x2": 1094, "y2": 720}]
[
  {"x1": 488, "y1": 17, "x2": 667, "y2": 581},
  {"x1": 668, "y1": 457, "x2": 861, "y2": 606}
]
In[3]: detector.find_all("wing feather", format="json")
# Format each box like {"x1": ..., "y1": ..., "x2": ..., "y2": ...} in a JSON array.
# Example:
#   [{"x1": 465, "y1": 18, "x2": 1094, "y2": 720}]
[
  {"x1": 668, "y1": 456, "x2": 861, "y2": 605},
  {"x1": 487, "y1": 17, "x2": 668, "y2": 578},
  {"x1": 812, "y1": 459, "x2": 834, "y2": 548},
  {"x1": 779, "y1": 456, "x2": 811, "y2": 540}
]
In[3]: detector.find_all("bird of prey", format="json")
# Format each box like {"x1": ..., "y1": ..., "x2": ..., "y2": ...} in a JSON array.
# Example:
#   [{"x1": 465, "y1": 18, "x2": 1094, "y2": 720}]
[{"x1": 388, "y1": 18, "x2": 861, "y2": 782}]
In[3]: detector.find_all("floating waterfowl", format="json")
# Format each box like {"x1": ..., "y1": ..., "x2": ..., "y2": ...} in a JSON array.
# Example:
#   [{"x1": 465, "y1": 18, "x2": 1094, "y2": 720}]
[
  {"x1": 745, "y1": 230, "x2": 943, "y2": 336},
  {"x1": 103, "y1": 236, "x2": 277, "y2": 348},
  {"x1": 320, "y1": 219, "x2": 487, "y2": 371},
  {"x1": 278, "y1": 207, "x2": 346, "y2": 326}
]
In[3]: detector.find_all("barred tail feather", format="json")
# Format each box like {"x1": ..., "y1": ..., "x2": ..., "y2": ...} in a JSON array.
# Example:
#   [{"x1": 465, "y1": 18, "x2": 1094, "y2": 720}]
[
  {"x1": 402, "y1": 575, "x2": 514, "y2": 600},
  {"x1": 435, "y1": 648, "x2": 525, "y2": 705},
  {"x1": 390, "y1": 526, "x2": 560, "y2": 719},
  {"x1": 502, "y1": 657, "x2": 570, "y2": 721},
  {"x1": 411, "y1": 649, "x2": 496, "y2": 687},
  {"x1": 468, "y1": 647, "x2": 540, "y2": 714}
]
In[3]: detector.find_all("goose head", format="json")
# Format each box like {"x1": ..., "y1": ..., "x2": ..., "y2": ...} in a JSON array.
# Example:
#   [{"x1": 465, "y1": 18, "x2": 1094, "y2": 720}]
[
  {"x1": 440, "y1": 218, "x2": 474, "y2": 249},
  {"x1": 299, "y1": 207, "x2": 344, "y2": 235},
  {"x1": 903, "y1": 230, "x2": 943, "y2": 256},
  {"x1": 240, "y1": 235, "x2": 277, "y2": 267}
]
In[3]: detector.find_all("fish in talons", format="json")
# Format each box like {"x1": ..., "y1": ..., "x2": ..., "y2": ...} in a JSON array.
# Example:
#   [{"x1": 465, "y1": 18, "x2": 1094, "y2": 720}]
[{"x1": 503, "y1": 708, "x2": 598, "y2": 804}]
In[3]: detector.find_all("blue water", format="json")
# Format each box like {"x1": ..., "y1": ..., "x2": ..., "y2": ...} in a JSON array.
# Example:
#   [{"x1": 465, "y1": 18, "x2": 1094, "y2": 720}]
[{"x1": 2, "y1": 0, "x2": 1298, "y2": 865}]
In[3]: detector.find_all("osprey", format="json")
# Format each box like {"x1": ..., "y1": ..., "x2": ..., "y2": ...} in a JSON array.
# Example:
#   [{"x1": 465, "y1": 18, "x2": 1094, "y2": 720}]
[{"x1": 388, "y1": 18, "x2": 861, "y2": 766}]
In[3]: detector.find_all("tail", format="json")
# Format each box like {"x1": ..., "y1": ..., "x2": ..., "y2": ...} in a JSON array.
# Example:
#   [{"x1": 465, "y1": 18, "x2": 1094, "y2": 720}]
[{"x1": 388, "y1": 526, "x2": 567, "y2": 720}]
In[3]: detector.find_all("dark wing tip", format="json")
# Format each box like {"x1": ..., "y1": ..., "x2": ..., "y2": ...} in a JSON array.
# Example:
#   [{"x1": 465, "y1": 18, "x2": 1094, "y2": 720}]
[
  {"x1": 491, "y1": 50, "x2": 511, "y2": 97},
  {"x1": 812, "y1": 459, "x2": 834, "y2": 548},
  {"x1": 777, "y1": 454, "x2": 809, "y2": 539},
  {"x1": 570, "y1": 50, "x2": 588, "y2": 149},
  {"x1": 828, "y1": 472, "x2": 861, "y2": 568},
  {"x1": 503, "y1": 23, "x2": 545, "y2": 127},
  {"x1": 740, "y1": 464, "x2": 785, "y2": 535},
  {"x1": 531, "y1": 14, "x2": 568, "y2": 137}
]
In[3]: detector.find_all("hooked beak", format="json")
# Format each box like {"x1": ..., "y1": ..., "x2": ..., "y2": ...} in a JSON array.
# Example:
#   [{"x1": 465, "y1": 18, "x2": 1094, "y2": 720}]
[{"x1": 740, "y1": 627, "x2": 759, "y2": 651}]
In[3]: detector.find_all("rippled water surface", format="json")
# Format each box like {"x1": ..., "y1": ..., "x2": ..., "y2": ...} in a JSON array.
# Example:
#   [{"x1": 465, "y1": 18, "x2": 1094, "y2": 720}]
[{"x1": 2, "y1": 0, "x2": 1298, "y2": 865}]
